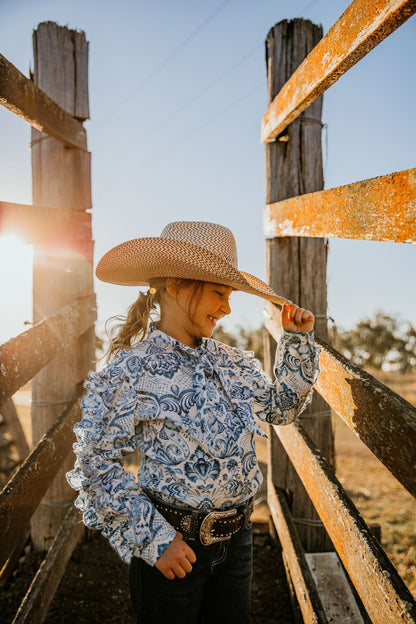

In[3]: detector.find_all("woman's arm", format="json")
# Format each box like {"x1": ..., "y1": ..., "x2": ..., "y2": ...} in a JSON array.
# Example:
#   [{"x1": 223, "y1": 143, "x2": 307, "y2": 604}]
[
  {"x1": 251, "y1": 304, "x2": 320, "y2": 425},
  {"x1": 67, "y1": 366, "x2": 177, "y2": 566}
]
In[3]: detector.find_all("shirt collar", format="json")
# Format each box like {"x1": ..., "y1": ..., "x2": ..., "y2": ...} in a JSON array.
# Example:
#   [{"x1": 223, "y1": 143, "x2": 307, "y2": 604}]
[{"x1": 148, "y1": 324, "x2": 218, "y2": 357}]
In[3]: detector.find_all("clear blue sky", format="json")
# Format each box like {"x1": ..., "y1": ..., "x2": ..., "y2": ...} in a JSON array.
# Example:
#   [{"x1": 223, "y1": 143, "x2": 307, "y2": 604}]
[{"x1": 1, "y1": 0, "x2": 415, "y2": 343}]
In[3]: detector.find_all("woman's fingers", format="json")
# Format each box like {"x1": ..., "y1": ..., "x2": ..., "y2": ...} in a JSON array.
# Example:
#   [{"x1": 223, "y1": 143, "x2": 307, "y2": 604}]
[
  {"x1": 184, "y1": 543, "x2": 197, "y2": 564},
  {"x1": 165, "y1": 555, "x2": 194, "y2": 580},
  {"x1": 155, "y1": 532, "x2": 197, "y2": 579},
  {"x1": 294, "y1": 307, "x2": 303, "y2": 325},
  {"x1": 282, "y1": 302, "x2": 314, "y2": 331}
]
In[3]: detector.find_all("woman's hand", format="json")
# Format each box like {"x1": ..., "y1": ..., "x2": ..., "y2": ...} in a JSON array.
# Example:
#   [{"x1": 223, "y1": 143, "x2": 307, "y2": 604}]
[
  {"x1": 155, "y1": 532, "x2": 197, "y2": 580},
  {"x1": 282, "y1": 302, "x2": 314, "y2": 333}
]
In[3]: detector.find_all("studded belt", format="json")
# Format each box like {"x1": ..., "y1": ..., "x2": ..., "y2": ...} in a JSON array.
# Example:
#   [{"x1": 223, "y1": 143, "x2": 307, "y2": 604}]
[{"x1": 144, "y1": 489, "x2": 254, "y2": 546}]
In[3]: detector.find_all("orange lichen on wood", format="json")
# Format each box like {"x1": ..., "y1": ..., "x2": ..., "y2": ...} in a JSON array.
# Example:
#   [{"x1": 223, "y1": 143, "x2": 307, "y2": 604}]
[
  {"x1": 264, "y1": 301, "x2": 416, "y2": 499},
  {"x1": 263, "y1": 168, "x2": 416, "y2": 243},
  {"x1": 261, "y1": 0, "x2": 416, "y2": 143}
]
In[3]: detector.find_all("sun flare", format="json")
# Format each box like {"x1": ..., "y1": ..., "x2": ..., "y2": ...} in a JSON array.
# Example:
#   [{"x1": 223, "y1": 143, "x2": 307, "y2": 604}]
[{"x1": 0, "y1": 233, "x2": 33, "y2": 342}]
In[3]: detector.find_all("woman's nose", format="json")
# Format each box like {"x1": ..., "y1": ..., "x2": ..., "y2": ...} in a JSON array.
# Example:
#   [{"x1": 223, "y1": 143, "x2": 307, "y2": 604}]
[{"x1": 220, "y1": 297, "x2": 231, "y2": 315}]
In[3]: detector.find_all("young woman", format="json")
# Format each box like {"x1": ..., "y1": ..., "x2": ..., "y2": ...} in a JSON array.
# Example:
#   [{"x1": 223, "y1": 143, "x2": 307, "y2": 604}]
[{"x1": 67, "y1": 221, "x2": 320, "y2": 624}]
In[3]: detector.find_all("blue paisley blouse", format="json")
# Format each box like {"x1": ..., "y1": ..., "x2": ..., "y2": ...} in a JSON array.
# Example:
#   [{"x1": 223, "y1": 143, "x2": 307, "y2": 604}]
[{"x1": 67, "y1": 324, "x2": 320, "y2": 566}]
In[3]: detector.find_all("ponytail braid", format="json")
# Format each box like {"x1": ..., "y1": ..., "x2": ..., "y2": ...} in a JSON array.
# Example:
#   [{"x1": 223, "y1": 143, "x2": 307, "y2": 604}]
[{"x1": 106, "y1": 278, "x2": 166, "y2": 359}]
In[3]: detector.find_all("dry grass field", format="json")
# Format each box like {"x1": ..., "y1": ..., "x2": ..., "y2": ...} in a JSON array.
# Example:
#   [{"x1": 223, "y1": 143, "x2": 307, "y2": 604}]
[{"x1": 334, "y1": 413, "x2": 416, "y2": 597}]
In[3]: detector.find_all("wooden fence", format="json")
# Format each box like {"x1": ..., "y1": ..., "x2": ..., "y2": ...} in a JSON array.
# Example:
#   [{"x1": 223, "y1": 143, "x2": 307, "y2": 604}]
[
  {"x1": 262, "y1": 1, "x2": 416, "y2": 623},
  {"x1": 0, "y1": 3, "x2": 416, "y2": 623},
  {"x1": 0, "y1": 22, "x2": 95, "y2": 624}
]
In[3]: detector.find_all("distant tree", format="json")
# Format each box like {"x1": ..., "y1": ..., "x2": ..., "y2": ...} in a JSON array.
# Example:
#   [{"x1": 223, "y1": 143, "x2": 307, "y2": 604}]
[
  {"x1": 329, "y1": 312, "x2": 416, "y2": 373},
  {"x1": 213, "y1": 324, "x2": 264, "y2": 364},
  {"x1": 212, "y1": 326, "x2": 239, "y2": 349}
]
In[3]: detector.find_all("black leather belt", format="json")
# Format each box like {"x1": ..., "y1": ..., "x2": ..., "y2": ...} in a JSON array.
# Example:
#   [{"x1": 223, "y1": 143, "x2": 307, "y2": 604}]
[{"x1": 144, "y1": 489, "x2": 254, "y2": 546}]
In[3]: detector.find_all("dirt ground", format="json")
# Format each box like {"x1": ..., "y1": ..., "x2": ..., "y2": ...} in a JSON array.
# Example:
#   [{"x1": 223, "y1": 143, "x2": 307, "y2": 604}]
[{"x1": 2, "y1": 523, "x2": 296, "y2": 624}]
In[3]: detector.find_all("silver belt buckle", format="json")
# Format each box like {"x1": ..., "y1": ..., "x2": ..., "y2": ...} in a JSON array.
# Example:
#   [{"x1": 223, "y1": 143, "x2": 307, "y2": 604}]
[{"x1": 199, "y1": 508, "x2": 237, "y2": 545}]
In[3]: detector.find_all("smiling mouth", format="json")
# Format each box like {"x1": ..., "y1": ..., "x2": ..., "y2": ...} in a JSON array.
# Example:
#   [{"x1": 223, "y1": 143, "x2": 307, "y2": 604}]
[{"x1": 207, "y1": 315, "x2": 218, "y2": 325}]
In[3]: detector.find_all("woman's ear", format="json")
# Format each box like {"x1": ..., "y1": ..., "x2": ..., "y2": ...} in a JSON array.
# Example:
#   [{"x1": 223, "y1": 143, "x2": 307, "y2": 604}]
[{"x1": 165, "y1": 278, "x2": 179, "y2": 299}]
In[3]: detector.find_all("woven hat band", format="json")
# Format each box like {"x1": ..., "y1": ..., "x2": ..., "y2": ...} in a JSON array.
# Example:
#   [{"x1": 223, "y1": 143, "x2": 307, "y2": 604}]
[{"x1": 160, "y1": 221, "x2": 238, "y2": 268}]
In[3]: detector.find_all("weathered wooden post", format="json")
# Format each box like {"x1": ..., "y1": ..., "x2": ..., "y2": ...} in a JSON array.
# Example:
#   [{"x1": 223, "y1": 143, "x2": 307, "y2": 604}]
[
  {"x1": 264, "y1": 19, "x2": 334, "y2": 552},
  {"x1": 30, "y1": 22, "x2": 93, "y2": 551}
]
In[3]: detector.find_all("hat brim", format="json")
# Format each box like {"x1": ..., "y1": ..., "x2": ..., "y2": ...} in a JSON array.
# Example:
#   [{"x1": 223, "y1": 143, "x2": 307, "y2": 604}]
[{"x1": 96, "y1": 237, "x2": 288, "y2": 306}]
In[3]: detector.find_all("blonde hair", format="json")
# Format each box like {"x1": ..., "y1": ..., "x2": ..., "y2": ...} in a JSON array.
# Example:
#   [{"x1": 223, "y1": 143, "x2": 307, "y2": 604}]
[{"x1": 106, "y1": 278, "x2": 205, "y2": 360}]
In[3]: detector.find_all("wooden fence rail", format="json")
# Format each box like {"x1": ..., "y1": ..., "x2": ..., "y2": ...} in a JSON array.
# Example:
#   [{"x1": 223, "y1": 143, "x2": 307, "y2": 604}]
[
  {"x1": 263, "y1": 7, "x2": 416, "y2": 614},
  {"x1": 264, "y1": 168, "x2": 416, "y2": 244},
  {"x1": 12, "y1": 505, "x2": 84, "y2": 624},
  {"x1": 261, "y1": 0, "x2": 416, "y2": 143},
  {"x1": 0, "y1": 201, "x2": 92, "y2": 245},
  {"x1": 0, "y1": 295, "x2": 96, "y2": 408},
  {"x1": 270, "y1": 421, "x2": 416, "y2": 623},
  {"x1": 267, "y1": 481, "x2": 329, "y2": 623},
  {"x1": 0, "y1": 20, "x2": 93, "y2": 624},
  {"x1": 0, "y1": 390, "x2": 83, "y2": 571},
  {"x1": 265, "y1": 301, "x2": 416, "y2": 499},
  {"x1": 0, "y1": 53, "x2": 87, "y2": 149}
]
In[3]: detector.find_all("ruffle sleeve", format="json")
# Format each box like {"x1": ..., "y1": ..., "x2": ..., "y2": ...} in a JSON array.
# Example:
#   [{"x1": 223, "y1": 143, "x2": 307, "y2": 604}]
[
  {"x1": 251, "y1": 328, "x2": 321, "y2": 425},
  {"x1": 66, "y1": 363, "x2": 177, "y2": 566}
]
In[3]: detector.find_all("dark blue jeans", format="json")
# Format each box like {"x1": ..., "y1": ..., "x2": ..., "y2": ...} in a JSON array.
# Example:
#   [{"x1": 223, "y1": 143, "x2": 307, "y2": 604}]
[{"x1": 129, "y1": 524, "x2": 253, "y2": 624}]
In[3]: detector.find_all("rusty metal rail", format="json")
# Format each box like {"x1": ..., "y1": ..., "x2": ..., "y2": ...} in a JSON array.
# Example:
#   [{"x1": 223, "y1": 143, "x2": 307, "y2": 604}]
[
  {"x1": 261, "y1": 0, "x2": 416, "y2": 143},
  {"x1": 0, "y1": 296, "x2": 96, "y2": 407},
  {"x1": 263, "y1": 168, "x2": 416, "y2": 244},
  {"x1": 265, "y1": 301, "x2": 416, "y2": 499},
  {"x1": 0, "y1": 54, "x2": 87, "y2": 150},
  {"x1": 271, "y1": 423, "x2": 416, "y2": 624},
  {"x1": 0, "y1": 390, "x2": 83, "y2": 571}
]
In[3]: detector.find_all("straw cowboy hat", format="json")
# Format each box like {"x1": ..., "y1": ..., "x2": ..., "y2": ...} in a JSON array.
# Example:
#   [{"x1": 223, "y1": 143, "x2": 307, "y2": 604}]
[{"x1": 96, "y1": 221, "x2": 288, "y2": 306}]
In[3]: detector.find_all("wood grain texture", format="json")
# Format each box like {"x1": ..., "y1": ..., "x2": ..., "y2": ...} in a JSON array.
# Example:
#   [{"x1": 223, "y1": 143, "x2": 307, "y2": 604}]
[
  {"x1": 264, "y1": 19, "x2": 333, "y2": 552},
  {"x1": 261, "y1": 0, "x2": 416, "y2": 142},
  {"x1": 0, "y1": 201, "x2": 92, "y2": 245},
  {"x1": 264, "y1": 168, "x2": 416, "y2": 244},
  {"x1": 0, "y1": 392, "x2": 82, "y2": 571},
  {"x1": 0, "y1": 399, "x2": 29, "y2": 460},
  {"x1": 272, "y1": 424, "x2": 416, "y2": 623},
  {"x1": 268, "y1": 479, "x2": 329, "y2": 623},
  {"x1": 30, "y1": 22, "x2": 94, "y2": 551},
  {"x1": 0, "y1": 296, "x2": 96, "y2": 408},
  {"x1": 0, "y1": 54, "x2": 86, "y2": 149},
  {"x1": 32, "y1": 22, "x2": 90, "y2": 120},
  {"x1": 12, "y1": 506, "x2": 84, "y2": 624}
]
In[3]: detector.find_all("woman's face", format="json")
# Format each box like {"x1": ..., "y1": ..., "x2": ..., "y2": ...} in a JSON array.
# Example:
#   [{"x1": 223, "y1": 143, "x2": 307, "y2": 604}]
[{"x1": 161, "y1": 281, "x2": 232, "y2": 347}]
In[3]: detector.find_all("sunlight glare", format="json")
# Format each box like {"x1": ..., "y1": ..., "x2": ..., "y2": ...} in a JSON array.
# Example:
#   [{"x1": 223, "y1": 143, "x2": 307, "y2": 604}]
[{"x1": 0, "y1": 233, "x2": 33, "y2": 343}]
